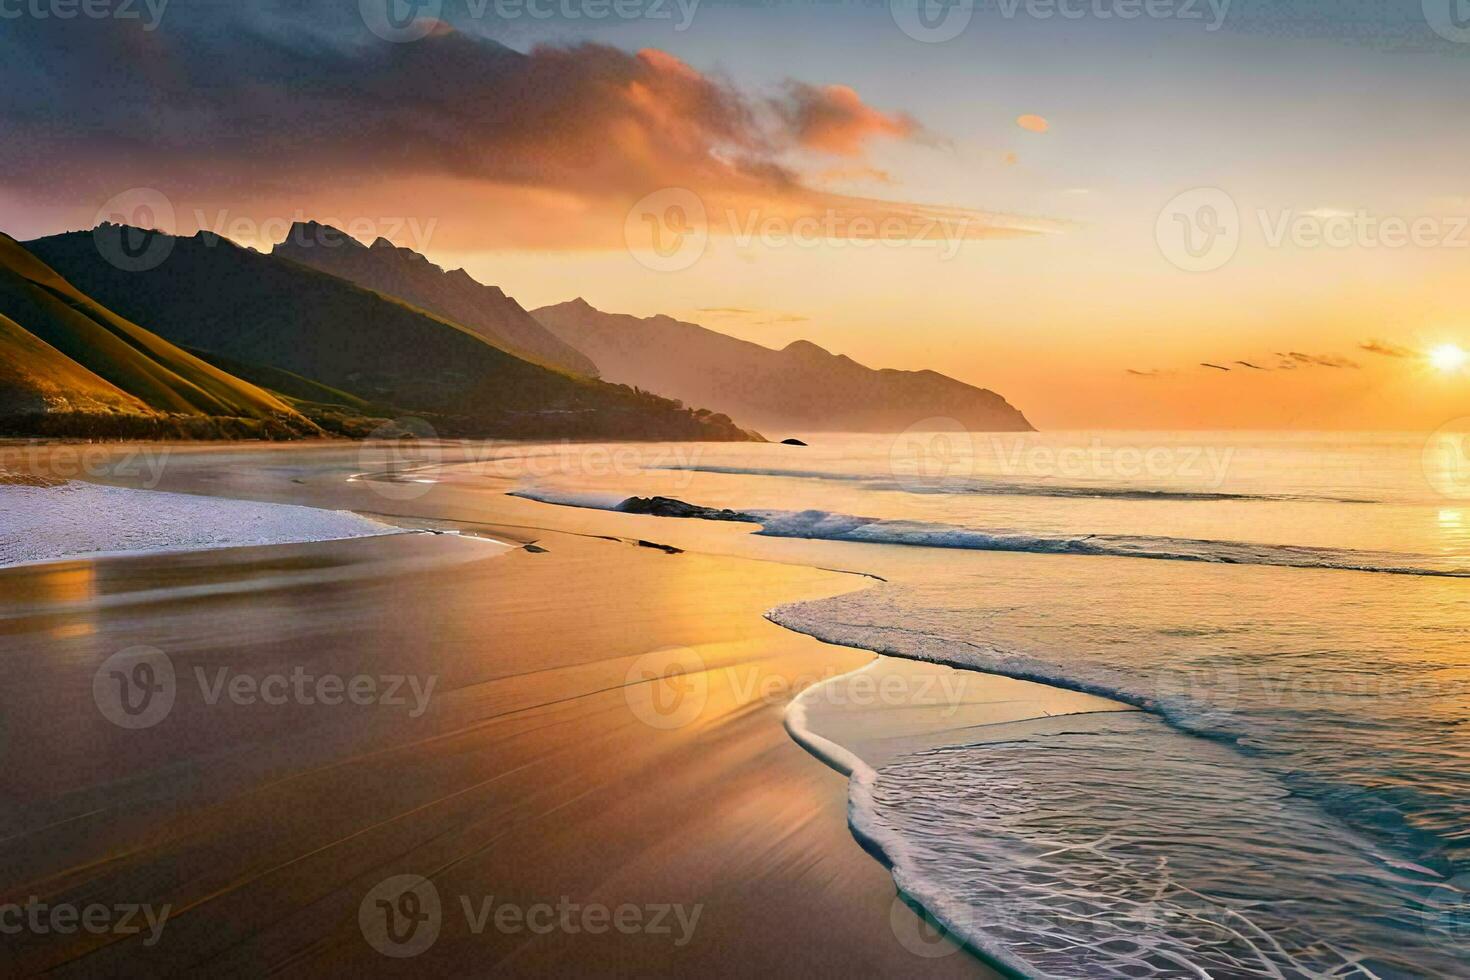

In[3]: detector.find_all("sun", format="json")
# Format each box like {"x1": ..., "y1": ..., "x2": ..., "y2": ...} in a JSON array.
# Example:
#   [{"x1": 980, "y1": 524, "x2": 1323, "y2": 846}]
[{"x1": 1430, "y1": 343, "x2": 1468, "y2": 373}]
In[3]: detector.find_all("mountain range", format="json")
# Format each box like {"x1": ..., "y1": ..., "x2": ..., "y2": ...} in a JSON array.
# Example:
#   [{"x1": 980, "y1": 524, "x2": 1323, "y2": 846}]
[
  {"x1": 532, "y1": 300, "x2": 1033, "y2": 434},
  {"x1": 2, "y1": 220, "x2": 1032, "y2": 442},
  {"x1": 271, "y1": 222, "x2": 596, "y2": 377},
  {"x1": 19, "y1": 226, "x2": 754, "y2": 441}
]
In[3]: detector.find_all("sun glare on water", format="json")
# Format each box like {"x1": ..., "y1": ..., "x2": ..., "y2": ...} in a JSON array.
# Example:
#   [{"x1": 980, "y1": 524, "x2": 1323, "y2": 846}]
[{"x1": 1430, "y1": 343, "x2": 1468, "y2": 373}]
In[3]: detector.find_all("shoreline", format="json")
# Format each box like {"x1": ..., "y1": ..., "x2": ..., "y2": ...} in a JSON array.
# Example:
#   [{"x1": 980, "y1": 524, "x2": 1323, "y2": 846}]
[
  {"x1": 1, "y1": 443, "x2": 1154, "y2": 976},
  {"x1": 781, "y1": 656, "x2": 1138, "y2": 979},
  {"x1": 1, "y1": 445, "x2": 1012, "y2": 975}
]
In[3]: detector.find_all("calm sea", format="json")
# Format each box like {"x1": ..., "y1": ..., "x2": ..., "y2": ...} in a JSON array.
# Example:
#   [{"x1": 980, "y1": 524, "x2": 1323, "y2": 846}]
[{"x1": 509, "y1": 430, "x2": 1470, "y2": 977}]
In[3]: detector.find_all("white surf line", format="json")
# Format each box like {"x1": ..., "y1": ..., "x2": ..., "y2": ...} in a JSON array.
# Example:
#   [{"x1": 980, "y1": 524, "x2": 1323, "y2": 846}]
[
  {"x1": 0, "y1": 481, "x2": 408, "y2": 572},
  {"x1": 782, "y1": 660, "x2": 879, "y2": 782}
]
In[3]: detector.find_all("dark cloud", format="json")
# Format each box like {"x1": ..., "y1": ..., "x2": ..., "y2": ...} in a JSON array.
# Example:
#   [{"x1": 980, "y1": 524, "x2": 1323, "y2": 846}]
[
  {"x1": 1286, "y1": 352, "x2": 1359, "y2": 369},
  {"x1": 1234, "y1": 360, "x2": 1269, "y2": 370},
  {"x1": 1360, "y1": 339, "x2": 1414, "y2": 358},
  {"x1": 0, "y1": 3, "x2": 1052, "y2": 249},
  {"x1": 774, "y1": 82, "x2": 917, "y2": 157},
  {"x1": 1200, "y1": 362, "x2": 1232, "y2": 372}
]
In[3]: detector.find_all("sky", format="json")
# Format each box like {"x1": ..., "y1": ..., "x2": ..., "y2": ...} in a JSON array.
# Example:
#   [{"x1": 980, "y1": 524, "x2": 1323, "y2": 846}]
[{"x1": 3, "y1": 0, "x2": 1470, "y2": 429}]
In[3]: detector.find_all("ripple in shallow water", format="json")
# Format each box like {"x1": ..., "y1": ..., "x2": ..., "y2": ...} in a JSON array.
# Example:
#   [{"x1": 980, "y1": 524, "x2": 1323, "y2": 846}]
[{"x1": 858, "y1": 714, "x2": 1464, "y2": 979}]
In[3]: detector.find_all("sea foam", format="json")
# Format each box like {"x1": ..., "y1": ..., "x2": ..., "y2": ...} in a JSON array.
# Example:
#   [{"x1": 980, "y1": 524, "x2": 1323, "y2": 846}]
[{"x1": 0, "y1": 481, "x2": 397, "y2": 568}]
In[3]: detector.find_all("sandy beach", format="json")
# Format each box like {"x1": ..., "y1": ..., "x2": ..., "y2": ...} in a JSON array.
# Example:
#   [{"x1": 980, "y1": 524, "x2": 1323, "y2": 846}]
[{"x1": 0, "y1": 441, "x2": 1139, "y2": 977}]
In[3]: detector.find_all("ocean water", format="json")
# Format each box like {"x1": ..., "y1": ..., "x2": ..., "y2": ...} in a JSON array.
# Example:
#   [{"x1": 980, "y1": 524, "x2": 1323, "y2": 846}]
[{"x1": 499, "y1": 431, "x2": 1470, "y2": 976}]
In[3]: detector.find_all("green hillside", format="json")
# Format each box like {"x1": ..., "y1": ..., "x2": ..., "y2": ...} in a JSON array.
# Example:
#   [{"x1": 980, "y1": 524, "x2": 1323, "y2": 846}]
[
  {"x1": 0, "y1": 311, "x2": 151, "y2": 417},
  {"x1": 0, "y1": 233, "x2": 319, "y2": 438},
  {"x1": 26, "y1": 226, "x2": 759, "y2": 441}
]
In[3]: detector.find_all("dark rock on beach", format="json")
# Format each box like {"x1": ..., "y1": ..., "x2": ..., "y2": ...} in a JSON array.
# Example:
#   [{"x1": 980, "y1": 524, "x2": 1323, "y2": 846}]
[{"x1": 616, "y1": 496, "x2": 758, "y2": 523}]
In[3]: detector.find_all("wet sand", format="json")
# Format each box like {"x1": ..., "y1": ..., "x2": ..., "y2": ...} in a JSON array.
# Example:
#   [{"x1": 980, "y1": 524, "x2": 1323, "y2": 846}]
[{"x1": 0, "y1": 442, "x2": 1125, "y2": 976}]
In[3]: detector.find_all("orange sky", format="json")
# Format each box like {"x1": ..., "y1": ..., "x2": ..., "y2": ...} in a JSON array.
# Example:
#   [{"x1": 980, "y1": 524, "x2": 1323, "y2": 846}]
[{"x1": 5, "y1": 4, "x2": 1469, "y2": 431}]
